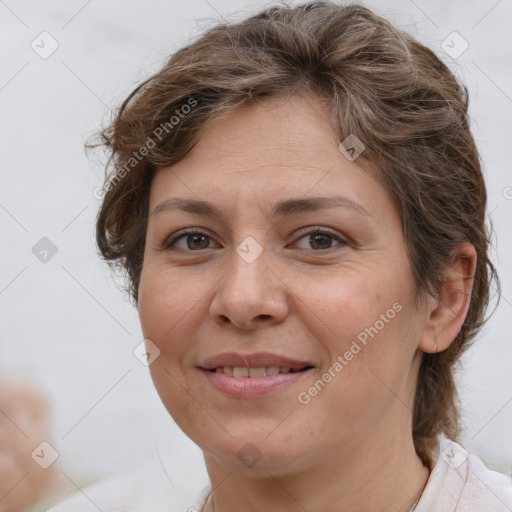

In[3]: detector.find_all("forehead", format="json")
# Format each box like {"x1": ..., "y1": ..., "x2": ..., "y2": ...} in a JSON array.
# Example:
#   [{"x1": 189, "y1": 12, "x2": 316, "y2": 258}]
[{"x1": 148, "y1": 94, "x2": 387, "y2": 217}]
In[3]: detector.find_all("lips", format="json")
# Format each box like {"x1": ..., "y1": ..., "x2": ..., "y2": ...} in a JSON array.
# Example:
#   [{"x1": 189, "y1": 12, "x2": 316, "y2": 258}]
[
  {"x1": 199, "y1": 352, "x2": 315, "y2": 398},
  {"x1": 198, "y1": 352, "x2": 314, "y2": 372}
]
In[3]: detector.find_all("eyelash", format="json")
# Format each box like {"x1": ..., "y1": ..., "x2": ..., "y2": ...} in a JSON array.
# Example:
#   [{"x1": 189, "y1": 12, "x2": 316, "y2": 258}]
[{"x1": 164, "y1": 227, "x2": 347, "y2": 253}]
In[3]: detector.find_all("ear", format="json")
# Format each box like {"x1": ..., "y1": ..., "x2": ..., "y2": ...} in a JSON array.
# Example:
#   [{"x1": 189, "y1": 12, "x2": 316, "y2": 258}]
[{"x1": 418, "y1": 243, "x2": 477, "y2": 354}]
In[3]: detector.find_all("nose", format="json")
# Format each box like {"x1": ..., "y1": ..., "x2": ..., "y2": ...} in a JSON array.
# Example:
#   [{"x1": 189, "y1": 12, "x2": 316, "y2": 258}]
[{"x1": 209, "y1": 246, "x2": 289, "y2": 331}]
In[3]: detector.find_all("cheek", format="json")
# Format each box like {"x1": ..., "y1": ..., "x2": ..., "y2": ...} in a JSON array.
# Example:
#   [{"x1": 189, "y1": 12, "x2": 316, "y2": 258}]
[
  {"x1": 299, "y1": 272, "x2": 390, "y2": 347},
  {"x1": 295, "y1": 280, "x2": 414, "y2": 438},
  {"x1": 298, "y1": 267, "x2": 415, "y2": 392},
  {"x1": 138, "y1": 266, "x2": 205, "y2": 346},
  {"x1": 138, "y1": 270, "x2": 205, "y2": 425}
]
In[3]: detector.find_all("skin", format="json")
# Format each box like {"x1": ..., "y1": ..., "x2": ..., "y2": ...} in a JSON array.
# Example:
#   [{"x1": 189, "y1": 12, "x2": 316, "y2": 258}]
[
  {"x1": 0, "y1": 380, "x2": 56, "y2": 510},
  {"x1": 137, "y1": 93, "x2": 476, "y2": 512}
]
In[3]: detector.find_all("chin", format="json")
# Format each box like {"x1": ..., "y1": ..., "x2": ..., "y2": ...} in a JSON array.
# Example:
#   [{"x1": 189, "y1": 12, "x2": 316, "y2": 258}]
[{"x1": 198, "y1": 430, "x2": 309, "y2": 477}]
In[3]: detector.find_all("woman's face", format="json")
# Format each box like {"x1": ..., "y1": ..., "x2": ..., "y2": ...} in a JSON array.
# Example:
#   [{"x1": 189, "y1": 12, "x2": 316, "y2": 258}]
[{"x1": 138, "y1": 94, "x2": 429, "y2": 476}]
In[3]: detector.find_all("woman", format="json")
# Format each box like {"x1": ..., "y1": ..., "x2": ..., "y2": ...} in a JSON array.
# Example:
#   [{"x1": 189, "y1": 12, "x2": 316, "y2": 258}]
[{"x1": 50, "y1": 1, "x2": 512, "y2": 511}]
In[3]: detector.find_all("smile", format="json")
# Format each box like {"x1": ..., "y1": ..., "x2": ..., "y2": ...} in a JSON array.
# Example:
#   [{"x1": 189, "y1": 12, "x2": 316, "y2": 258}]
[
  {"x1": 210, "y1": 366, "x2": 312, "y2": 377},
  {"x1": 200, "y1": 366, "x2": 314, "y2": 398}
]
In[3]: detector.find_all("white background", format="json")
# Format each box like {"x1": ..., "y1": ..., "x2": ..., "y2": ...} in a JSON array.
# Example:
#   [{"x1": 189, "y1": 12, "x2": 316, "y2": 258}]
[{"x1": 0, "y1": 0, "x2": 511, "y2": 497}]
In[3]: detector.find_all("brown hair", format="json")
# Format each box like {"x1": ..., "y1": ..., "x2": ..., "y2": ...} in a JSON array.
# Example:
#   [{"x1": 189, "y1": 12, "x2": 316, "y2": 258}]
[{"x1": 90, "y1": 1, "x2": 500, "y2": 469}]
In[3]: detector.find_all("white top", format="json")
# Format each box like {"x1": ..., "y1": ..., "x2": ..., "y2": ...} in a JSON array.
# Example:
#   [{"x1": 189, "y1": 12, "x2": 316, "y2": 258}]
[{"x1": 48, "y1": 436, "x2": 512, "y2": 512}]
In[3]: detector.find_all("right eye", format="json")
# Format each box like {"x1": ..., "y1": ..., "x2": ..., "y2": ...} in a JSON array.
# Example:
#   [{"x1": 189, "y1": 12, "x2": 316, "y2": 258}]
[{"x1": 164, "y1": 230, "x2": 219, "y2": 251}]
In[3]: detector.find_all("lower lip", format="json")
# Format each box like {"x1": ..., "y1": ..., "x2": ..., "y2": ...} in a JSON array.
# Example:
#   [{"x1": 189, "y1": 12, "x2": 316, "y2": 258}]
[{"x1": 200, "y1": 368, "x2": 312, "y2": 398}]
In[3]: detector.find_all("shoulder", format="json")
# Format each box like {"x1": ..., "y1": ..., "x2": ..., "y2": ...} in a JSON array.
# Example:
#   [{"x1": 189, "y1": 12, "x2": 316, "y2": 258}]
[
  {"x1": 461, "y1": 448, "x2": 512, "y2": 511},
  {"x1": 46, "y1": 459, "x2": 211, "y2": 512},
  {"x1": 416, "y1": 436, "x2": 512, "y2": 512}
]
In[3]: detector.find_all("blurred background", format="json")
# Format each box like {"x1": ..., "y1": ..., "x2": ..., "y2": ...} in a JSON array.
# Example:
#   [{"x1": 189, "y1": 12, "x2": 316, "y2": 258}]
[{"x1": 0, "y1": 0, "x2": 511, "y2": 509}]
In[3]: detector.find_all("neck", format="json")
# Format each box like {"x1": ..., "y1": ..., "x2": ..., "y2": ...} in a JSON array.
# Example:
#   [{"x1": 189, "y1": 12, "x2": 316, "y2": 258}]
[{"x1": 201, "y1": 431, "x2": 431, "y2": 512}]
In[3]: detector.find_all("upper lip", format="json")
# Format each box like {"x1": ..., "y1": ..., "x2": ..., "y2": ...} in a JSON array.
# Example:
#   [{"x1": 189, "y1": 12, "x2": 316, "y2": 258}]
[{"x1": 199, "y1": 352, "x2": 314, "y2": 371}]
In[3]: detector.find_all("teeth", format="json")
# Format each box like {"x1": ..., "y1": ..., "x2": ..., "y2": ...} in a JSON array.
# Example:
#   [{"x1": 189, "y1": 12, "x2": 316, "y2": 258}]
[
  {"x1": 215, "y1": 366, "x2": 297, "y2": 377},
  {"x1": 249, "y1": 367, "x2": 266, "y2": 377},
  {"x1": 233, "y1": 367, "x2": 249, "y2": 378}
]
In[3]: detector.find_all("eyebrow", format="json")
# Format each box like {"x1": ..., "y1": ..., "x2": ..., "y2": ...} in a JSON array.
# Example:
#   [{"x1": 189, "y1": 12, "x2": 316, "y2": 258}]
[{"x1": 151, "y1": 195, "x2": 371, "y2": 219}]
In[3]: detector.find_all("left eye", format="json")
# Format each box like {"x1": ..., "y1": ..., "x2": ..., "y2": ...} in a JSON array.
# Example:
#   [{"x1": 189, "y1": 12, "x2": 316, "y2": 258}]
[
  {"x1": 293, "y1": 228, "x2": 346, "y2": 251},
  {"x1": 165, "y1": 228, "x2": 346, "y2": 252}
]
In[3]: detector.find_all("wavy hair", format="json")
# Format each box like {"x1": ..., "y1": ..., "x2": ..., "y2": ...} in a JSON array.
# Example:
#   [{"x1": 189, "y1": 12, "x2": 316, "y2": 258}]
[{"x1": 89, "y1": 1, "x2": 500, "y2": 469}]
